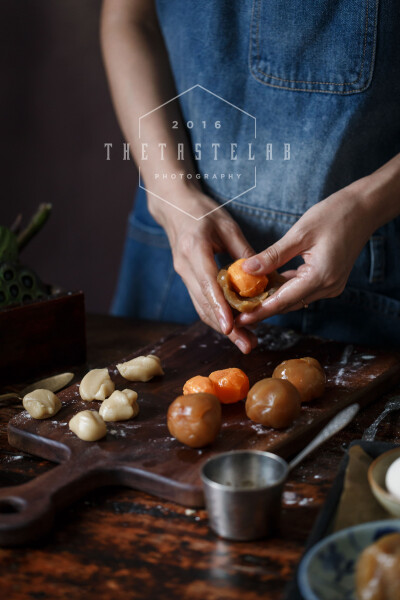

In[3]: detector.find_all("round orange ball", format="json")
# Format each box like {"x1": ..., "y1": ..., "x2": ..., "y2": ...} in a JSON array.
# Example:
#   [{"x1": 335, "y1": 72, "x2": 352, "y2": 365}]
[
  {"x1": 183, "y1": 375, "x2": 216, "y2": 396},
  {"x1": 209, "y1": 368, "x2": 249, "y2": 404},
  {"x1": 227, "y1": 258, "x2": 268, "y2": 298}
]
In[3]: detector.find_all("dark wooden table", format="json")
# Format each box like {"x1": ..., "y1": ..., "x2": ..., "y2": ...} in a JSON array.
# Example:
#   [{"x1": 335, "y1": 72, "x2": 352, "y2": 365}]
[{"x1": 1, "y1": 314, "x2": 399, "y2": 600}]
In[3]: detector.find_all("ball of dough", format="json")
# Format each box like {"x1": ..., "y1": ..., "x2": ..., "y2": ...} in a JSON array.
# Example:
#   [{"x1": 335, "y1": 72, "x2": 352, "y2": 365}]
[
  {"x1": 117, "y1": 355, "x2": 164, "y2": 382},
  {"x1": 217, "y1": 267, "x2": 285, "y2": 313},
  {"x1": 79, "y1": 368, "x2": 115, "y2": 401},
  {"x1": 99, "y1": 389, "x2": 139, "y2": 422},
  {"x1": 208, "y1": 368, "x2": 249, "y2": 404},
  {"x1": 183, "y1": 375, "x2": 217, "y2": 396},
  {"x1": 69, "y1": 410, "x2": 107, "y2": 441},
  {"x1": 167, "y1": 393, "x2": 221, "y2": 448},
  {"x1": 227, "y1": 258, "x2": 269, "y2": 298},
  {"x1": 356, "y1": 533, "x2": 400, "y2": 600},
  {"x1": 245, "y1": 378, "x2": 301, "y2": 429},
  {"x1": 23, "y1": 389, "x2": 61, "y2": 419},
  {"x1": 272, "y1": 357, "x2": 325, "y2": 403}
]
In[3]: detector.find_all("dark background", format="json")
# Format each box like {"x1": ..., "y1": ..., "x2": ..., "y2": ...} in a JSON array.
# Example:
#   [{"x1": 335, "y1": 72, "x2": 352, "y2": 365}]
[{"x1": 0, "y1": 0, "x2": 138, "y2": 313}]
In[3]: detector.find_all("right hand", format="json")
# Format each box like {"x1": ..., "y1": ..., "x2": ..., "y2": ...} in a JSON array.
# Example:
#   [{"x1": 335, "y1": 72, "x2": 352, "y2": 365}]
[{"x1": 148, "y1": 184, "x2": 258, "y2": 353}]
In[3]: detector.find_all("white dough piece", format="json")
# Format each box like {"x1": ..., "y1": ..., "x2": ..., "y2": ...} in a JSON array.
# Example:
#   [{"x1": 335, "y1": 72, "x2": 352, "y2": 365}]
[
  {"x1": 99, "y1": 389, "x2": 139, "y2": 422},
  {"x1": 79, "y1": 368, "x2": 115, "y2": 401},
  {"x1": 23, "y1": 389, "x2": 62, "y2": 419},
  {"x1": 386, "y1": 457, "x2": 400, "y2": 500},
  {"x1": 116, "y1": 355, "x2": 164, "y2": 382},
  {"x1": 69, "y1": 410, "x2": 107, "y2": 441}
]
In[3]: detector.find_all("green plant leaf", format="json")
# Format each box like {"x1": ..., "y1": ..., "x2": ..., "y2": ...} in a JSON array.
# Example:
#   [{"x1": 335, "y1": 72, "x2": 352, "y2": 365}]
[{"x1": 0, "y1": 226, "x2": 19, "y2": 262}]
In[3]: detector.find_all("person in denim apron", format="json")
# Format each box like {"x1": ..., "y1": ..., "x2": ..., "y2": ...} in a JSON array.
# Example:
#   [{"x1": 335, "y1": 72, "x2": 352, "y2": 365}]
[{"x1": 102, "y1": 0, "x2": 400, "y2": 351}]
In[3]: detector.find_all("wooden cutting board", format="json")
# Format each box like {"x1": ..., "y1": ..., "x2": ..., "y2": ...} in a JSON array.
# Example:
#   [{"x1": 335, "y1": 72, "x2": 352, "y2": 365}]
[{"x1": 1, "y1": 322, "x2": 400, "y2": 545}]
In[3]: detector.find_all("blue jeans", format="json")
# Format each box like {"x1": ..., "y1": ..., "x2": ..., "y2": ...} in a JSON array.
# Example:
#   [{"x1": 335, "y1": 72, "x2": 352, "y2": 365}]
[{"x1": 112, "y1": 0, "x2": 400, "y2": 348}]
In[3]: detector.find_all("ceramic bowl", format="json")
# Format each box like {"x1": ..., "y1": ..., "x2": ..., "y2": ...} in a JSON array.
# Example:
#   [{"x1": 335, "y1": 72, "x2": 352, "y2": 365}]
[
  {"x1": 368, "y1": 447, "x2": 400, "y2": 517},
  {"x1": 298, "y1": 519, "x2": 400, "y2": 600}
]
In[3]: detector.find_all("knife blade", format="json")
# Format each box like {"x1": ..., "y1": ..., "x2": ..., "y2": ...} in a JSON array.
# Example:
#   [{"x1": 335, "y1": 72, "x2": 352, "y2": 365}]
[{"x1": 0, "y1": 372, "x2": 74, "y2": 402}]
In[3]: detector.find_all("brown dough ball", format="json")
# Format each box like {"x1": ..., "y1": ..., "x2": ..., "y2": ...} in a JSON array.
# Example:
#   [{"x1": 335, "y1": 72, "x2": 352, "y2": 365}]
[
  {"x1": 272, "y1": 357, "x2": 325, "y2": 403},
  {"x1": 356, "y1": 533, "x2": 400, "y2": 600},
  {"x1": 301, "y1": 356, "x2": 325, "y2": 373},
  {"x1": 167, "y1": 393, "x2": 221, "y2": 448},
  {"x1": 245, "y1": 378, "x2": 301, "y2": 429}
]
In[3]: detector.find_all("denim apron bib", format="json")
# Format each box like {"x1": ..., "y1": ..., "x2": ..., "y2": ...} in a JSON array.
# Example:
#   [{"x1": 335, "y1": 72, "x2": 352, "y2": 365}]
[{"x1": 112, "y1": 0, "x2": 400, "y2": 347}]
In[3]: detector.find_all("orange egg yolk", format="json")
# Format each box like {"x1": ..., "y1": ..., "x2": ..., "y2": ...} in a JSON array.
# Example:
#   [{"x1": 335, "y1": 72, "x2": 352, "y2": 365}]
[{"x1": 227, "y1": 259, "x2": 268, "y2": 298}]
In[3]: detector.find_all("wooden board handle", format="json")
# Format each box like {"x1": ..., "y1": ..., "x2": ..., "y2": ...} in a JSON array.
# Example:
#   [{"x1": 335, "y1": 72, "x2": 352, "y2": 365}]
[{"x1": 0, "y1": 456, "x2": 114, "y2": 546}]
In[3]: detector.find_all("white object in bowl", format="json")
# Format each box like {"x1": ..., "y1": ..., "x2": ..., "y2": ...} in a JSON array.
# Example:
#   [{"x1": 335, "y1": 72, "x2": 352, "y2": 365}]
[
  {"x1": 385, "y1": 457, "x2": 400, "y2": 501},
  {"x1": 368, "y1": 447, "x2": 400, "y2": 517}
]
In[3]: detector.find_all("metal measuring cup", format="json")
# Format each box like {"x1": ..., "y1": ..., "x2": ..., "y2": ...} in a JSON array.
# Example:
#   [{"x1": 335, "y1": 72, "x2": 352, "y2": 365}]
[{"x1": 201, "y1": 403, "x2": 359, "y2": 541}]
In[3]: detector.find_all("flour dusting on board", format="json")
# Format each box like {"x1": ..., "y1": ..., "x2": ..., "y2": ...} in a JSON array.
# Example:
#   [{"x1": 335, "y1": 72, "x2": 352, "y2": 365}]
[
  {"x1": 333, "y1": 345, "x2": 354, "y2": 386},
  {"x1": 250, "y1": 423, "x2": 270, "y2": 435},
  {"x1": 329, "y1": 345, "x2": 378, "y2": 386},
  {"x1": 109, "y1": 429, "x2": 127, "y2": 438},
  {"x1": 257, "y1": 327, "x2": 302, "y2": 350}
]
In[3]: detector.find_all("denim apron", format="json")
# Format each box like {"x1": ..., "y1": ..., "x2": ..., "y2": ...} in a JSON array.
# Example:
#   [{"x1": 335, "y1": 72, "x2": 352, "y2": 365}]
[{"x1": 112, "y1": 0, "x2": 400, "y2": 347}]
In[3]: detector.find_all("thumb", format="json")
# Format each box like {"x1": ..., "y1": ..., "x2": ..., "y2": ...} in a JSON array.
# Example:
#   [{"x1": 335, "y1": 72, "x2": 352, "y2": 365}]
[{"x1": 242, "y1": 235, "x2": 298, "y2": 275}]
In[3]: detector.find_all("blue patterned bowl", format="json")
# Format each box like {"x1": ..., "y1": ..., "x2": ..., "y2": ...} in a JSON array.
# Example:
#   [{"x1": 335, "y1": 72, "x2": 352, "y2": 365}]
[{"x1": 298, "y1": 519, "x2": 400, "y2": 600}]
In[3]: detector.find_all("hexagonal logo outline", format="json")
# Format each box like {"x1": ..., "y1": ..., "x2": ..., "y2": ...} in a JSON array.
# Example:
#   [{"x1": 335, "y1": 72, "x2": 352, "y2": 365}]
[{"x1": 138, "y1": 84, "x2": 256, "y2": 221}]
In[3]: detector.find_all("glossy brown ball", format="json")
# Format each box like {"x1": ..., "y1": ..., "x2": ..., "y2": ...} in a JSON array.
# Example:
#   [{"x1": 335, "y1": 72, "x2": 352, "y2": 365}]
[
  {"x1": 272, "y1": 357, "x2": 325, "y2": 403},
  {"x1": 245, "y1": 378, "x2": 301, "y2": 429},
  {"x1": 167, "y1": 393, "x2": 221, "y2": 448}
]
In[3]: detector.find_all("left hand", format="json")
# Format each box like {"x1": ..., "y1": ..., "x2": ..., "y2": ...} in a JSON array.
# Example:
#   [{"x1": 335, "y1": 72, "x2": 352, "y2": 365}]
[{"x1": 235, "y1": 183, "x2": 377, "y2": 327}]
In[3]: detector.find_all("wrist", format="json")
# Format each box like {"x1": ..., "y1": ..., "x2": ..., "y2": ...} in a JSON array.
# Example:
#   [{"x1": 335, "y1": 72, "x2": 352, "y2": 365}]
[
  {"x1": 348, "y1": 154, "x2": 400, "y2": 231},
  {"x1": 346, "y1": 176, "x2": 380, "y2": 233},
  {"x1": 146, "y1": 177, "x2": 218, "y2": 226},
  {"x1": 146, "y1": 177, "x2": 198, "y2": 223}
]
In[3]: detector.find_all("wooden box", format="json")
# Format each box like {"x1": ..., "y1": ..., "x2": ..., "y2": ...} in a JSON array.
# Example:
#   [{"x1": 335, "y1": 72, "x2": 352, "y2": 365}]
[{"x1": 0, "y1": 291, "x2": 86, "y2": 385}]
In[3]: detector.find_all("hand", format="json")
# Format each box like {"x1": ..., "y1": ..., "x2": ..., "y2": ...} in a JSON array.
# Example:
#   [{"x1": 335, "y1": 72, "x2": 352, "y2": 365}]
[
  {"x1": 236, "y1": 183, "x2": 377, "y2": 327},
  {"x1": 148, "y1": 183, "x2": 258, "y2": 353}
]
